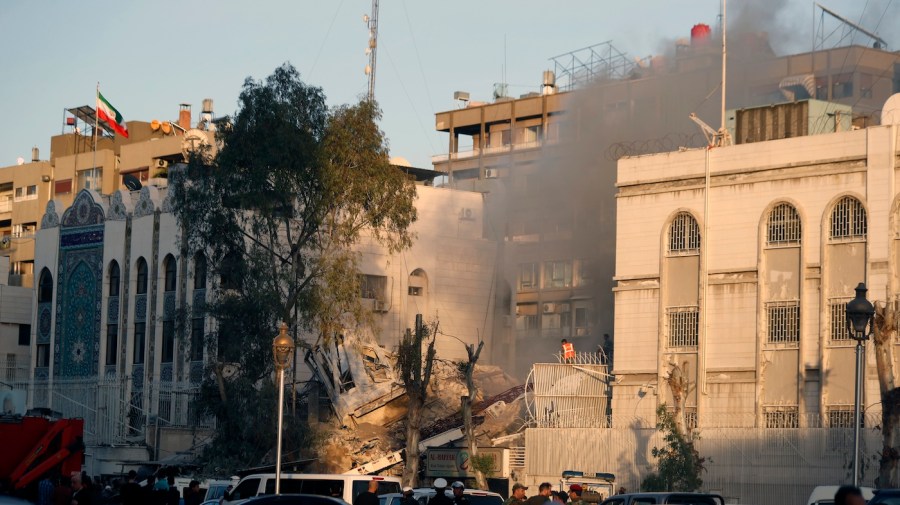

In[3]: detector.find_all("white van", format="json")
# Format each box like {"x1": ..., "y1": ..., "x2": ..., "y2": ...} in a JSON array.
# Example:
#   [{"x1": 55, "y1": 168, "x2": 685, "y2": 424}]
[{"x1": 223, "y1": 473, "x2": 402, "y2": 505}]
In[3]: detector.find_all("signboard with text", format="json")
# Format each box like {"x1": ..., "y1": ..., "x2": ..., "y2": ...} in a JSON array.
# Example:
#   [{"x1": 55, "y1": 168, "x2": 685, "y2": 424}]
[{"x1": 425, "y1": 447, "x2": 510, "y2": 478}]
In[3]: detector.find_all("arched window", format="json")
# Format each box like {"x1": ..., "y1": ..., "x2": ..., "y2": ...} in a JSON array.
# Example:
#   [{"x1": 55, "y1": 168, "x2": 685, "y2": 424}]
[
  {"x1": 193, "y1": 252, "x2": 207, "y2": 290},
  {"x1": 163, "y1": 255, "x2": 177, "y2": 292},
  {"x1": 136, "y1": 258, "x2": 148, "y2": 294},
  {"x1": 668, "y1": 212, "x2": 700, "y2": 253},
  {"x1": 108, "y1": 261, "x2": 120, "y2": 297},
  {"x1": 38, "y1": 268, "x2": 53, "y2": 303},
  {"x1": 767, "y1": 203, "x2": 802, "y2": 245},
  {"x1": 220, "y1": 251, "x2": 242, "y2": 291},
  {"x1": 830, "y1": 196, "x2": 867, "y2": 240}
]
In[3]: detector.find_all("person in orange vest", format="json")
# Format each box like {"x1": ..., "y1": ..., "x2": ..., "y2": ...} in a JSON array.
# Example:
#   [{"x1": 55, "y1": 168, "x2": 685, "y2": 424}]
[{"x1": 561, "y1": 339, "x2": 575, "y2": 363}]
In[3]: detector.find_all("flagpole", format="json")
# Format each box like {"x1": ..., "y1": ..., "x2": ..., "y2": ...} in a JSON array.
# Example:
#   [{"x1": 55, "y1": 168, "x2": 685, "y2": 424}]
[{"x1": 93, "y1": 83, "x2": 99, "y2": 177}]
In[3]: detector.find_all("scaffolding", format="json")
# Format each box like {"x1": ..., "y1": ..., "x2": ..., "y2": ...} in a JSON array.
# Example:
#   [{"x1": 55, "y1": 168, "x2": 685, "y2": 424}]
[
  {"x1": 525, "y1": 357, "x2": 611, "y2": 428},
  {"x1": 549, "y1": 41, "x2": 646, "y2": 91}
]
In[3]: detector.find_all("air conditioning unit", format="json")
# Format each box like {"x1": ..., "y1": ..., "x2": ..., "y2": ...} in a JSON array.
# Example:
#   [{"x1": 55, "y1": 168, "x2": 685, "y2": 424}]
[
  {"x1": 575, "y1": 327, "x2": 589, "y2": 337},
  {"x1": 542, "y1": 303, "x2": 556, "y2": 314},
  {"x1": 373, "y1": 300, "x2": 388, "y2": 313},
  {"x1": 558, "y1": 303, "x2": 571, "y2": 313},
  {"x1": 155, "y1": 159, "x2": 169, "y2": 169},
  {"x1": 459, "y1": 208, "x2": 475, "y2": 220},
  {"x1": 485, "y1": 168, "x2": 499, "y2": 179}
]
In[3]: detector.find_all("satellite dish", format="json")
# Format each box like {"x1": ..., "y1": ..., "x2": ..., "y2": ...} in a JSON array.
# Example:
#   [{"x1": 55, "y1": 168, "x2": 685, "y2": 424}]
[
  {"x1": 16, "y1": 157, "x2": 24, "y2": 166},
  {"x1": 123, "y1": 174, "x2": 143, "y2": 191},
  {"x1": 882, "y1": 94, "x2": 900, "y2": 125},
  {"x1": 161, "y1": 122, "x2": 172, "y2": 135},
  {"x1": 150, "y1": 119, "x2": 161, "y2": 131}
]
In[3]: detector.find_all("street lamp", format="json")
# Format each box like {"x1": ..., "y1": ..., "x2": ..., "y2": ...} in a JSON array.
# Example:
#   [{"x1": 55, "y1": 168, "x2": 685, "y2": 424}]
[
  {"x1": 272, "y1": 322, "x2": 295, "y2": 495},
  {"x1": 846, "y1": 282, "x2": 875, "y2": 488}
]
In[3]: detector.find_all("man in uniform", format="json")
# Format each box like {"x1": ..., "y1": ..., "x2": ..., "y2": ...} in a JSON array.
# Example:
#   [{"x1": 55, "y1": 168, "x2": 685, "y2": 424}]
[{"x1": 567, "y1": 485, "x2": 586, "y2": 505}]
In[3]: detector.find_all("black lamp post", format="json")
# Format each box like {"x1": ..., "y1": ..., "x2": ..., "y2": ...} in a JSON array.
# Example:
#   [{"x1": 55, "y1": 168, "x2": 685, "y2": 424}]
[
  {"x1": 846, "y1": 282, "x2": 875, "y2": 487},
  {"x1": 272, "y1": 323, "x2": 295, "y2": 494}
]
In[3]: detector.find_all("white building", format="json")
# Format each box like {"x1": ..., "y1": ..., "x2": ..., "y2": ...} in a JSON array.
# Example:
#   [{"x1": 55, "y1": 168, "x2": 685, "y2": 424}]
[
  {"x1": 612, "y1": 99, "x2": 900, "y2": 429},
  {"x1": 28, "y1": 177, "x2": 497, "y2": 474}
]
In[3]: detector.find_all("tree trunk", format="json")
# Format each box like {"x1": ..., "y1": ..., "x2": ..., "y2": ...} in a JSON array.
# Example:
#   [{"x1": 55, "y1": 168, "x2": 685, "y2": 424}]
[
  {"x1": 665, "y1": 361, "x2": 690, "y2": 437},
  {"x1": 214, "y1": 362, "x2": 228, "y2": 403},
  {"x1": 403, "y1": 399, "x2": 422, "y2": 487},
  {"x1": 462, "y1": 341, "x2": 486, "y2": 490},
  {"x1": 874, "y1": 302, "x2": 900, "y2": 487}
]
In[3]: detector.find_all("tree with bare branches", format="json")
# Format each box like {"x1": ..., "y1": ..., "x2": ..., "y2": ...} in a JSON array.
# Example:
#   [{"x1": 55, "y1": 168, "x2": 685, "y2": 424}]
[
  {"x1": 664, "y1": 361, "x2": 694, "y2": 437},
  {"x1": 398, "y1": 314, "x2": 437, "y2": 487},
  {"x1": 459, "y1": 340, "x2": 486, "y2": 489}
]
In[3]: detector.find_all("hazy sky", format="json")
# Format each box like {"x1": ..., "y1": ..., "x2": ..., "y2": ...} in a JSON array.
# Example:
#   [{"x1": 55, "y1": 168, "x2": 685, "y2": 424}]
[{"x1": 0, "y1": 1, "x2": 894, "y2": 169}]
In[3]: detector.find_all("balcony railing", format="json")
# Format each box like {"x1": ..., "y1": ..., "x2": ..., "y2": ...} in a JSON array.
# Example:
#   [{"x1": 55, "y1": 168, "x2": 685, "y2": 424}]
[{"x1": 431, "y1": 139, "x2": 544, "y2": 164}]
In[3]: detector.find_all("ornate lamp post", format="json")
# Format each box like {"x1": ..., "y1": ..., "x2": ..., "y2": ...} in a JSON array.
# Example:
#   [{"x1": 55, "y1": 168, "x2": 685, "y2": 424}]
[
  {"x1": 846, "y1": 283, "x2": 875, "y2": 487},
  {"x1": 272, "y1": 322, "x2": 295, "y2": 494}
]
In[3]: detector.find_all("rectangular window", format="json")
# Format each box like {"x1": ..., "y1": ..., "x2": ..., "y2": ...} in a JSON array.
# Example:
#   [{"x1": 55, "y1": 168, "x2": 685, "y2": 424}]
[
  {"x1": 543, "y1": 260, "x2": 572, "y2": 288},
  {"x1": 518, "y1": 263, "x2": 538, "y2": 291},
  {"x1": 830, "y1": 299, "x2": 852, "y2": 342},
  {"x1": 767, "y1": 301, "x2": 800, "y2": 344},
  {"x1": 515, "y1": 303, "x2": 539, "y2": 338},
  {"x1": 407, "y1": 286, "x2": 422, "y2": 296},
  {"x1": 666, "y1": 306, "x2": 699, "y2": 347},
  {"x1": 162, "y1": 320, "x2": 175, "y2": 363},
  {"x1": 6, "y1": 354, "x2": 16, "y2": 380},
  {"x1": 54, "y1": 179, "x2": 72, "y2": 195},
  {"x1": 191, "y1": 318, "x2": 205, "y2": 361},
  {"x1": 77, "y1": 167, "x2": 102, "y2": 191},
  {"x1": 133, "y1": 322, "x2": 146, "y2": 364},
  {"x1": 106, "y1": 324, "x2": 118, "y2": 366},
  {"x1": 860, "y1": 73, "x2": 874, "y2": 98},
  {"x1": 36, "y1": 344, "x2": 50, "y2": 367},
  {"x1": 832, "y1": 73, "x2": 853, "y2": 99},
  {"x1": 13, "y1": 186, "x2": 37, "y2": 202},
  {"x1": 17, "y1": 324, "x2": 30, "y2": 346},
  {"x1": 359, "y1": 274, "x2": 387, "y2": 300},
  {"x1": 764, "y1": 406, "x2": 799, "y2": 428}
]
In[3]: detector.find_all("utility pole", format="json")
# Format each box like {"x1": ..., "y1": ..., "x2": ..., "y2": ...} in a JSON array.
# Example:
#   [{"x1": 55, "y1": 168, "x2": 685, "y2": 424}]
[{"x1": 364, "y1": 0, "x2": 379, "y2": 102}]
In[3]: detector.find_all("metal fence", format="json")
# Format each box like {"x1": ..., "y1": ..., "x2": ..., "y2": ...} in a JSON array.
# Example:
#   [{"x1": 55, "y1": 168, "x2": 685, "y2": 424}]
[
  {"x1": 525, "y1": 424, "x2": 885, "y2": 505},
  {"x1": 13, "y1": 378, "x2": 212, "y2": 446}
]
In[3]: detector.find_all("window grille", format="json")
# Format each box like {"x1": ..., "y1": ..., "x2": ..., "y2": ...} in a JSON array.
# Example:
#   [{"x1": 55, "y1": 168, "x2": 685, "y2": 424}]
[
  {"x1": 667, "y1": 406, "x2": 698, "y2": 430},
  {"x1": 666, "y1": 306, "x2": 699, "y2": 347},
  {"x1": 830, "y1": 196, "x2": 867, "y2": 240},
  {"x1": 827, "y1": 406, "x2": 859, "y2": 428},
  {"x1": 668, "y1": 213, "x2": 700, "y2": 253},
  {"x1": 766, "y1": 301, "x2": 799, "y2": 344},
  {"x1": 767, "y1": 203, "x2": 801, "y2": 245},
  {"x1": 764, "y1": 406, "x2": 799, "y2": 428},
  {"x1": 829, "y1": 299, "x2": 852, "y2": 342}
]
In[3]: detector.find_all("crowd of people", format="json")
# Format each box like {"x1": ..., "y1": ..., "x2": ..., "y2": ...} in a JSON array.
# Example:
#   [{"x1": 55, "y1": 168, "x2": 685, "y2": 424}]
[{"x1": 34, "y1": 471, "x2": 205, "y2": 505}]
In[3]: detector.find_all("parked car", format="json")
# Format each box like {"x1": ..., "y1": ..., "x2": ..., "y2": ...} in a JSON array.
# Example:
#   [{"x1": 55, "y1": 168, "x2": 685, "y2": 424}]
[
  {"x1": 223, "y1": 473, "x2": 401, "y2": 505},
  {"x1": 807, "y1": 485, "x2": 875, "y2": 505},
  {"x1": 600, "y1": 493, "x2": 725, "y2": 505},
  {"x1": 241, "y1": 494, "x2": 348, "y2": 505},
  {"x1": 380, "y1": 487, "x2": 503, "y2": 505},
  {"x1": 869, "y1": 489, "x2": 900, "y2": 505}
]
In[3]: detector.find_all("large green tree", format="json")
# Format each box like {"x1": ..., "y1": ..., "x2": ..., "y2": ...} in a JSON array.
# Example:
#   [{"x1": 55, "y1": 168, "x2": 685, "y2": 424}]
[{"x1": 171, "y1": 63, "x2": 417, "y2": 473}]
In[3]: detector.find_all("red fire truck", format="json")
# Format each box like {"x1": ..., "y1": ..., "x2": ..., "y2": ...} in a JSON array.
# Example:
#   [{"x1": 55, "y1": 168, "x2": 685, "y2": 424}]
[{"x1": 0, "y1": 412, "x2": 84, "y2": 492}]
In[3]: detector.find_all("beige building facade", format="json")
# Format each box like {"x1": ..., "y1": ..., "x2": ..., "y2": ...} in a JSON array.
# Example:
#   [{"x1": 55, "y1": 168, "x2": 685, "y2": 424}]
[{"x1": 613, "y1": 102, "x2": 900, "y2": 428}]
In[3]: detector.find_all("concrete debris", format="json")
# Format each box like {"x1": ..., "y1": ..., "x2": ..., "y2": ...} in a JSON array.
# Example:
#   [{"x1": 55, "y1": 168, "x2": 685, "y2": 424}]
[{"x1": 305, "y1": 337, "x2": 525, "y2": 474}]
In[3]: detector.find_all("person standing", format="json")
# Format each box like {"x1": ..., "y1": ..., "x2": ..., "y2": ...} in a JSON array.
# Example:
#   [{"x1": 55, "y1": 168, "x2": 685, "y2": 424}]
[
  {"x1": 165, "y1": 477, "x2": 179, "y2": 505},
  {"x1": 523, "y1": 483, "x2": 552, "y2": 505},
  {"x1": 184, "y1": 481, "x2": 202, "y2": 505},
  {"x1": 503, "y1": 484, "x2": 527, "y2": 505},
  {"x1": 427, "y1": 479, "x2": 453, "y2": 505},
  {"x1": 353, "y1": 479, "x2": 380, "y2": 505},
  {"x1": 38, "y1": 475, "x2": 56, "y2": 505},
  {"x1": 561, "y1": 340, "x2": 575, "y2": 363},
  {"x1": 53, "y1": 475, "x2": 73, "y2": 505},
  {"x1": 399, "y1": 487, "x2": 417, "y2": 505},
  {"x1": 835, "y1": 486, "x2": 866, "y2": 505},
  {"x1": 119, "y1": 471, "x2": 142, "y2": 505},
  {"x1": 450, "y1": 482, "x2": 469, "y2": 505},
  {"x1": 71, "y1": 473, "x2": 92, "y2": 505},
  {"x1": 567, "y1": 485, "x2": 586, "y2": 505}
]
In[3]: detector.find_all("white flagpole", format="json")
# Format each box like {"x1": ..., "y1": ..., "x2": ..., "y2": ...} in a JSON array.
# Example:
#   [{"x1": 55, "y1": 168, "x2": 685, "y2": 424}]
[{"x1": 93, "y1": 83, "x2": 100, "y2": 176}]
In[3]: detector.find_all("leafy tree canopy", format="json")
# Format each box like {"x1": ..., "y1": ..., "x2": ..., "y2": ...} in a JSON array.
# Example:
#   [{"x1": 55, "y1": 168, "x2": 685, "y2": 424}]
[
  {"x1": 171, "y1": 63, "x2": 417, "y2": 473},
  {"x1": 641, "y1": 405, "x2": 706, "y2": 492}
]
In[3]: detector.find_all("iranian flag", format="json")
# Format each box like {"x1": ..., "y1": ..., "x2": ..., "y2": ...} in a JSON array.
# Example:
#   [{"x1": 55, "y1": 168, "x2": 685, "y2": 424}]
[{"x1": 96, "y1": 92, "x2": 129, "y2": 138}]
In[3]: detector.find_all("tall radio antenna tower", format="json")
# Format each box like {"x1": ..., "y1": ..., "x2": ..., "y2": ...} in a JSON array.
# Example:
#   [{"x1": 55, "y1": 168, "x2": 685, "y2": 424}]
[{"x1": 364, "y1": 0, "x2": 380, "y2": 102}]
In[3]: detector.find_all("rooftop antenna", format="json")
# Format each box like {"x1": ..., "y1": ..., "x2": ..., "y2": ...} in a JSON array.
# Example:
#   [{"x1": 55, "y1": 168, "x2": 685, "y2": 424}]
[
  {"x1": 364, "y1": 0, "x2": 380, "y2": 102},
  {"x1": 815, "y1": 2, "x2": 888, "y2": 50}
]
